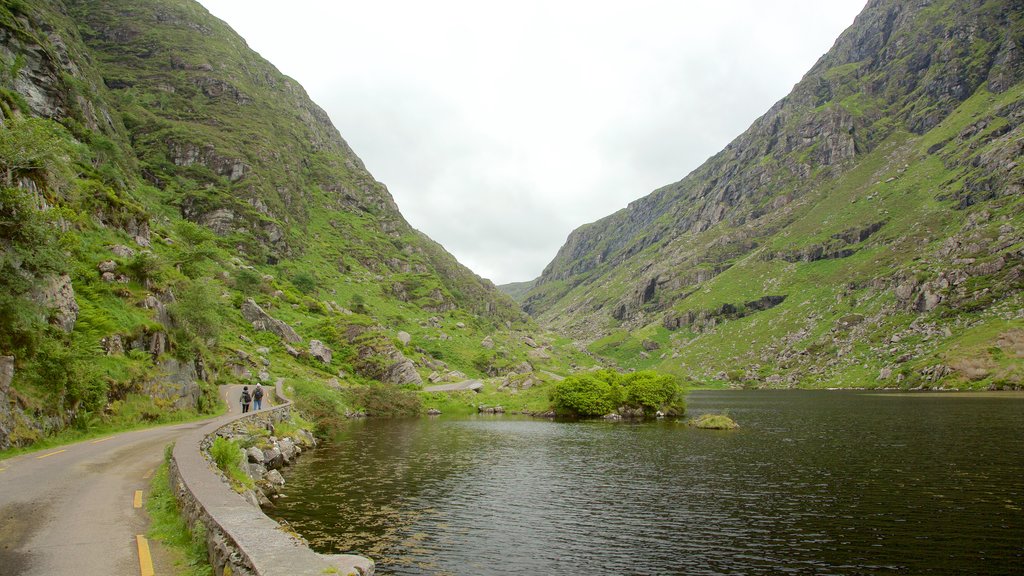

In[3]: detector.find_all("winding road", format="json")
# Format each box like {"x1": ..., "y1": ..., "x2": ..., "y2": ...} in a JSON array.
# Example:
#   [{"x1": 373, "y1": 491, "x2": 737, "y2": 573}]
[{"x1": 0, "y1": 385, "x2": 270, "y2": 576}]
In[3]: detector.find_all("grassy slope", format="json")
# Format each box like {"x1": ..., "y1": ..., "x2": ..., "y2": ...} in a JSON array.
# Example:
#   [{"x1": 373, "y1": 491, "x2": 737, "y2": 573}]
[{"x1": 582, "y1": 85, "x2": 1024, "y2": 390}]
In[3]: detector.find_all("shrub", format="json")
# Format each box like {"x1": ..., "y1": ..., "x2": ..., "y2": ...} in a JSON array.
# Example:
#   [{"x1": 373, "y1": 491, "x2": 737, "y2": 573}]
[
  {"x1": 550, "y1": 371, "x2": 621, "y2": 417},
  {"x1": 622, "y1": 371, "x2": 686, "y2": 416},
  {"x1": 551, "y1": 369, "x2": 686, "y2": 417},
  {"x1": 209, "y1": 436, "x2": 253, "y2": 491},
  {"x1": 292, "y1": 271, "x2": 317, "y2": 294}
]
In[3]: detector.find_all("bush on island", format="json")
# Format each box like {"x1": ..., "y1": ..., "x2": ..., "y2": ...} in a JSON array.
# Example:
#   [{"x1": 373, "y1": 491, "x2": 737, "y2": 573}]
[{"x1": 551, "y1": 369, "x2": 686, "y2": 418}]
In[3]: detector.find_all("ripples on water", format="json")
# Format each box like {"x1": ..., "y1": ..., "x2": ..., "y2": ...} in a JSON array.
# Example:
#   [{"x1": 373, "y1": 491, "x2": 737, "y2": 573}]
[{"x1": 269, "y1": 391, "x2": 1024, "y2": 575}]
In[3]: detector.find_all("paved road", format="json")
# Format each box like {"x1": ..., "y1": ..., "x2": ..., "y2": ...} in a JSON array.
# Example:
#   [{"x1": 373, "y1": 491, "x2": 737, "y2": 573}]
[
  {"x1": 0, "y1": 420, "x2": 208, "y2": 576},
  {"x1": 421, "y1": 379, "x2": 483, "y2": 393},
  {"x1": 0, "y1": 384, "x2": 272, "y2": 576}
]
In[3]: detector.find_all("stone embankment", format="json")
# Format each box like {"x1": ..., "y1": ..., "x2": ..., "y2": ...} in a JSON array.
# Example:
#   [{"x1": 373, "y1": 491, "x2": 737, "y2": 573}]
[{"x1": 168, "y1": 381, "x2": 374, "y2": 575}]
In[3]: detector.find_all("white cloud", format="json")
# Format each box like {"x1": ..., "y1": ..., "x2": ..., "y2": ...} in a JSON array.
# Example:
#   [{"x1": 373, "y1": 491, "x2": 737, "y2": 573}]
[{"x1": 199, "y1": 0, "x2": 866, "y2": 284}]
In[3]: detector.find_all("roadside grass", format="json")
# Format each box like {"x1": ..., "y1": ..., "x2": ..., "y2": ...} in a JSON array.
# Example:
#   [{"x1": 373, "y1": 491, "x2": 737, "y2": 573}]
[
  {"x1": 146, "y1": 445, "x2": 213, "y2": 576},
  {"x1": 209, "y1": 436, "x2": 254, "y2": 492}
]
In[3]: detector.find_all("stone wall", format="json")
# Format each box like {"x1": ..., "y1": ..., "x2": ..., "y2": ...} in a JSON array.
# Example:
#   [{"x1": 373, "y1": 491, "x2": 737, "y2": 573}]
[{"x1": 168, "y1": 382, "x2": 374, "y2": 575}]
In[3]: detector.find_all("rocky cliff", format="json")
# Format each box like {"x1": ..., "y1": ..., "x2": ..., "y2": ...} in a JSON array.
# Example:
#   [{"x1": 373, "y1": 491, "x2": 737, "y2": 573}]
[
  {"x1": 524, "y1": 0, "x2": 1024, "y2": 389},
  {"x1": 0, "y1": 0, "x2": 559, "y2": 448}
]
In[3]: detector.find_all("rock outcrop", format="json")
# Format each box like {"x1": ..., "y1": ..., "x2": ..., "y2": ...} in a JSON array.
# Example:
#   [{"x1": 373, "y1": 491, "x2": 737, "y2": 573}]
[{"x1": 241, "y1": 299, "x2": 302, "y2": 343}]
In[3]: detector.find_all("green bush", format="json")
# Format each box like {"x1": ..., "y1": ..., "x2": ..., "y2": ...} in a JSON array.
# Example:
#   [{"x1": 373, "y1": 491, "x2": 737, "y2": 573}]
[
  {"x1": 550, "y1": 371, "x2": 621, "y2": 417},
  {"x1": 209, "y1": 436, "x2": 253, "y2": 491},
  {"x1": 622, "y1": 371, "x2": 686, "y2": 416},
  {"x1": 292, "y1": 271, "x2": 317, "y2": 294},
  {"x1": 551, "y1": 369, "x2": 686, "y2": 417}
]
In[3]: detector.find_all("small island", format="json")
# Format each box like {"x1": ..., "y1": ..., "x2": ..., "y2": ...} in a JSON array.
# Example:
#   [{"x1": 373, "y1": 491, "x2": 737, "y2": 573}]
[{"x1": 689, "y1": 413, "x2": 739, "y2": 430}]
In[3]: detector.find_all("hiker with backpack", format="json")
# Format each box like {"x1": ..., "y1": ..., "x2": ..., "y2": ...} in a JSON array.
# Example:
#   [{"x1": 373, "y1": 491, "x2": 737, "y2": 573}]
[
  {"x1": 253, "y1": 383, "x2": 264, "y2": 410},
  {"x1": 240, "y1": 385, "x2": 252, "y2": 413}
]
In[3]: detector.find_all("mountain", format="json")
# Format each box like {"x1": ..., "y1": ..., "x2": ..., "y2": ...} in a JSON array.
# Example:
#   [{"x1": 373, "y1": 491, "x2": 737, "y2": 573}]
[
  {"x1": 523, "y1": 0, "x2": 1024, "y2": 389},
  {"x1": 0, "y1": 0, "x2": 578, "y2": 448}
]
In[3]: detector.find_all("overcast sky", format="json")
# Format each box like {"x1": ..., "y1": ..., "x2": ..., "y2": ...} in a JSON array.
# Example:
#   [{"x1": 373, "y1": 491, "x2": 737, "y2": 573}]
[{"x1": 198, "y1": 1, "x2": 866, "y2": 285}]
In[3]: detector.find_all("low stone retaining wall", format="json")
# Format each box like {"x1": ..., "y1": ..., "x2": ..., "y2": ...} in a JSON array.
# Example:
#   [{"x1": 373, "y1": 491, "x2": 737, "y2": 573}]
[{"x1": 169, "y1": 383, "x2": 374, "y2": 575}]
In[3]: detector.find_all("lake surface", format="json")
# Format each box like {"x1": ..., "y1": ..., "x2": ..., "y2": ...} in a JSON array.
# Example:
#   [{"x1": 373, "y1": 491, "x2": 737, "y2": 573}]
[{"x1": 269, "y1": 391, "x2": 1024, "y2": 575}]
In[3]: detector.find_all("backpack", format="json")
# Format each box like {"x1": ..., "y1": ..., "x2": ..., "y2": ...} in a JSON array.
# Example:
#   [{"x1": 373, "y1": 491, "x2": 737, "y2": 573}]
[
  {"x1": 254, "y1": 387, "x2": 264, "y2": 400},
  {"x1": 241, "y1": 390, "x2": 251, "y2": 403}
]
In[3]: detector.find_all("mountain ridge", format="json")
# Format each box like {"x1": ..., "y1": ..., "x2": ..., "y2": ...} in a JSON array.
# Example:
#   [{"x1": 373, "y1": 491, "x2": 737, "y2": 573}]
[
  {"x1": 0, "y1": 0, "x2": 580, "y2": 449},
  {"x1": 521, "y1": 0, "x2": 1024, "y2": 388}
]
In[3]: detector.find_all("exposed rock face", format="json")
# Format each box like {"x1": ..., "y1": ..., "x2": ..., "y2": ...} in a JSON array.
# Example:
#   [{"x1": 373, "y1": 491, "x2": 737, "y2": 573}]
[
  {"x1": 144, "y1": 358, "x2": 203, "y2": 410},
  {"x1": 0, "y1": 356, "x2": 15, "y2": 450},
  {"x1": 31, "y1": 274, "x2": 78, "y2": 333},
  {"x1": 241, "y1": 299, "x2": 302, "y2": 343}
]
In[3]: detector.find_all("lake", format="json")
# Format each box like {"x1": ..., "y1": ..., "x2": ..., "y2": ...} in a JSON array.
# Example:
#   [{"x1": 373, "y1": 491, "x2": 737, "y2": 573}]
[{"x1": 268, "y1": 390, "x2": 1024, "y2": 575}]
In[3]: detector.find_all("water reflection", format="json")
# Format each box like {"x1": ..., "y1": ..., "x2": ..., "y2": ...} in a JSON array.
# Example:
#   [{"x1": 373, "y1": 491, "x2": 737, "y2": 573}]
[{"x1": 269, "y1": 391, "x2": 1024, "y2": 575}]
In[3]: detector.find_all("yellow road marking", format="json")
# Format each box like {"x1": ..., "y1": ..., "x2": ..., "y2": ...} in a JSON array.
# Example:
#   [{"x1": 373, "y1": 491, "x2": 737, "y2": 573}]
[
  {"x1": 90, "y1": 436, "x2": 114, "y2": 444},
  {"x1": 136, "y1": 534, "x2": 155, "y2": 576},
  {"x1": 36, "y1": 449, "x2": 66, "y2": 459},
  {"x1": 133, "y1": 490, "x2": 143, "y2": 509},
  {"x1": 143, "y1": 468, "x2": 154, "y2": 479}
]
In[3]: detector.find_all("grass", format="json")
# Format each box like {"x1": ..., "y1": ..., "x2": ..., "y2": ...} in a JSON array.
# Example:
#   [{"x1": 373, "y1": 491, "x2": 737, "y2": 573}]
[
  {"x1": 689, "y1": 413, "x2": 739, "y2": 430},
  {"x1": 420, "y1": 378, "x2": 557, "y2": 416},
  {"x1": 209, "y1": 436, "x2": 254, "y2": 492},
  {"x1": 146, "y1": 445, "x2": 213, "y2": 576}
]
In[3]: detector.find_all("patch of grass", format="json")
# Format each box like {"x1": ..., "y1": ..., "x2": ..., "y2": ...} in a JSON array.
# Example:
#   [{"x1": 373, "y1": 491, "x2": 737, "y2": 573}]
[
  {"x1": 209, "y1": 436, "x2": 254, "y2": 492},
  {"x1": 146, "y1": 445, "x2": 213, "y2": 576},
  {"x1": 688, "y1": 413, "x2": 739, "y2": 430}
]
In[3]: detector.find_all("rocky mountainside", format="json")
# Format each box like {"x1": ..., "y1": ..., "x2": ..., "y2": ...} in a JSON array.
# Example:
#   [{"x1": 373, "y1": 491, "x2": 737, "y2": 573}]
[
  {"x1": 523, "y1": 0, "x2": 1024, "y2": 389},
  {"x1": 0, "y1": 0, "x2": 577, "y2": 448}
]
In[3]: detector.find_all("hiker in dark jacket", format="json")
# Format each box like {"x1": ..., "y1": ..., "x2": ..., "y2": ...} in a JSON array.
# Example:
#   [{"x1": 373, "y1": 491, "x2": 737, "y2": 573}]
[{"x1": 240, "y1": 386, "x2": 252, "y2": 413}]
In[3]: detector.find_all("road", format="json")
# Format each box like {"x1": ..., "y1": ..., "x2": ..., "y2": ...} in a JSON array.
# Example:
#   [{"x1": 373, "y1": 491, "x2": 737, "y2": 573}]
[
  {"x1": 0, "y1": 421, "x2": 208, "y2": 576},
  {"x1": 0, "y1": 384, "x2": 270, "y2": 576},
  {"x1": 421, "y1": 379, "x2": 483, "y2": 393}
]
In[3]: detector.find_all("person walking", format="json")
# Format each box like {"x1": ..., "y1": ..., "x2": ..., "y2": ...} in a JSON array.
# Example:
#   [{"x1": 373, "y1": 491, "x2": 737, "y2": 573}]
[
  {"x1": 253, "y1": 383, "x2": 264, "y2": 410},
  {"x1": 240, "y1": 385, "x2": 252, "y2": 414}
]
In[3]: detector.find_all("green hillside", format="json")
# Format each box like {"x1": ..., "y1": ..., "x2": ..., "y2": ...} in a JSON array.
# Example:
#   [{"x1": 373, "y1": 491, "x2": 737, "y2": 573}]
[
  {"x1": 523, "y1": 0, "x2": 1024, "y2": 390},
  {"x1": 0, "y1": 0, "x2": 587, "y2": 449}
]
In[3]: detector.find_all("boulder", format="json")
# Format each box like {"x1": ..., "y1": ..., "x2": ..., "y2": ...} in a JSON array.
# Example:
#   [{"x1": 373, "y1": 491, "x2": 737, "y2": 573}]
[
  {"x1": 109, "y1": 244, "x2": 136, "y2": 258},
  {"x1": 309, "y1": 340, "x2": 332, "y2": 364},
  {"x1": 241, "y1": 298, "x2": 302, "y2": 343},
  {"x1": 386, "y1": 358, "x2": 422, "y2": 386},
  {"x1": 246, "y1": 446, "x2": 265, "y2": 464},
  {"x1": 262, "y1": 447, "x2": 284, "y2": 470},
  {"x1": 481, "y1": 336, "x2": 494, "y2": 349},
  {"x1": 523, "y1": 336, "x2": 539, "y2": 348},
  {"x1": 279, "y1": 438, "x2": 297, "y2": 464},
  {"x1": 264, "y1": 469, "x2": 285, "y2": 487},
  {"x1": 397, "y1": 331, "x2": 412, "y2": 346}
]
